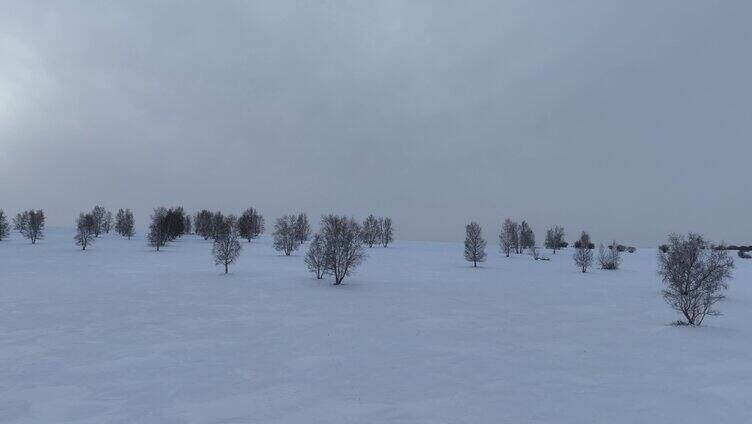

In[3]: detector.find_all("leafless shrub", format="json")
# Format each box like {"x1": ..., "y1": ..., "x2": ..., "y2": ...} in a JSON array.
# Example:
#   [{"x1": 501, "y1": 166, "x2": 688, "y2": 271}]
[
  {"x1": 657, "y1": 233, "x2": 734, "y2": 326},
  {"x1": 573, "y1": 231, "x2": 593, "y2": 273},
  {"x1": 598, "y1": 241, "x2": 621, "y2": 270}
]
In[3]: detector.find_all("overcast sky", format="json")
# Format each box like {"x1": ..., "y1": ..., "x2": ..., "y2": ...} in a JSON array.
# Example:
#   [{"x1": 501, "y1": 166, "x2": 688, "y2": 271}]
[{"x1": 1, "y1": 1, "x2": 751, "y2": 245}]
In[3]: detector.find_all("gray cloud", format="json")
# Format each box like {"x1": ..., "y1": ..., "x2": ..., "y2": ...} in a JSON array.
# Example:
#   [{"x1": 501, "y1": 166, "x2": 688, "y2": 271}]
[{"x1": 1, "y1": 0, "x2": 751, "y2": 245}]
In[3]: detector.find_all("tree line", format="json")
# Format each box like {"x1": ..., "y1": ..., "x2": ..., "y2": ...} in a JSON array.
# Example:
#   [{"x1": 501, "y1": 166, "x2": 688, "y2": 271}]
[{"x1": 1, "y1": 207, "x2": 735, "y2": 326}]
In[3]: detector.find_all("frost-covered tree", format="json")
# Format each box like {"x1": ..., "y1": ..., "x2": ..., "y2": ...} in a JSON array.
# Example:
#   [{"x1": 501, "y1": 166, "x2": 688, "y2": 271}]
[
  {"x1": 115, "y1": 208, "x2": 135, "y2": 239},
  {"x1": 544, "y1": 226, "x2": 565, "y2": 254},
  {"x1": 320, "y1": 215, "x2": 366, "y2": 285},
  {"x1": 147, "y1": 208, "x2": 169, "y2": 251},
  {"x1": 195, "y1": 210, "x2": 214, "y2": 240},
  {"x1": 464, "y1": 221, "x2": 487, "y2": 267},
  {"x1": 499, "y1": 218, "x2": 517, "y2": 257},
  {"x1": 273, "y1": 215, "x2": 299, "y2": 256},
  {"x1": 361, "y1": 214, "x2": 380, "y2": 248},
  {"x1": 519, "y1": 220, "x2": 535, "y2": 251},
  {"x1": 305, "y1": 233, "x2": 327, "y2": 279},
  {"x1": 294, "y1": 212, "x2": 311, "y2": 245},
  {"x1": 379, "y1": 217, "x2": 394, "y2": 247},
  {"x1": 658, "y1": 233, "x2": 734, "y2": 326},
  {"x1": 213, "y1": 227, "x2": 242, "y2": 274},
  {"x1": 237, "y1": 208, "x2": 265, "y2": 242},
  {"x1": 14, "y1": 209, "x2": 45, "y2": 244},
  {"x1": 0, "y1": 209, "x2": 9, "y2": 241},
  {"x1": 573, "y1": 231, "x2": 593, "y2": 273},
  {"x1": 598, "y1": 241, "x2": 621, "y2": 270},
  {"x1": 75, "y1": 213, "x2": 96, "y2": 250}
]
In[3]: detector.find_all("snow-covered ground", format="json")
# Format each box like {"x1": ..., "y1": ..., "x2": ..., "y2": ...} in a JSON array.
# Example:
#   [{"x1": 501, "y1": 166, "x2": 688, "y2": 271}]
[{"x1": 1, "y1": 228, "x2": 750, "y2": 423}]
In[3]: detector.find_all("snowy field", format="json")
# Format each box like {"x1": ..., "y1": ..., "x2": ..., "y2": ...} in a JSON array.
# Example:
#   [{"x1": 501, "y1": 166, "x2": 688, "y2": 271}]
[{"x1": 1, "y1": 228, "x2": 751, "y2": 424}]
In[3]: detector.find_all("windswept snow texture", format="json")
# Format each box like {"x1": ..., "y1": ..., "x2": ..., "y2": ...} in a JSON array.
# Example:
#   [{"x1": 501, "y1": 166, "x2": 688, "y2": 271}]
[{"x1": 1, "y1": 229, "x2": 751, "y2": 423}]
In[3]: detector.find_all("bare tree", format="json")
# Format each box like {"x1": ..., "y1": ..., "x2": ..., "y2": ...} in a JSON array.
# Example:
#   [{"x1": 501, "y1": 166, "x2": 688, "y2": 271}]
[
  {"x1": 213, "y1": 227, "x2": 242, "y2": 274},
  {"x1": 115, "y1": 208, "x2": 135, "y2": 239},
  {"x1": 305, "y1": 233, "x2": 327, "y2": 279},
  {"x1": 361, "y1": 214, "x2": 380, "y2": 247},
  {"x1": 75, "y1": 213, "x2": 96, "y2": 250},
  {"x1": 658, "y1": 233, "x2": 734, "y2": 326},
  {"x1": 102, "y1": 211, "x2": 113, "y2": 234},
  {"x1": 184, "y1": 215, "x2": 192, "y2": 235},
  {"x1": 598, "y1": 241, "x2": 621, "y2": 270},
  {"x1": 379, "y1": 217, "x2": 394, "y2": 247},
  {"x1": 14, "y1": 210, "x2": 45, "y2": 244},
  {"x1": 0, "y1": 209, "x2": 9, "y2": 241},
  {"x1": 573, "y1": 231, "x2": 593, "y2": 273},
  {"x1": 273, "y1": 215, "x2": 299, "y2": 256},
  {"x1": 320, "y1": 215, "x2": 366, "y2": 285},
  {"x1": 195, "y1": 210, "x2": 214, "y2": 240},
  {"x1": 237, "y1": 208, "x2": 265, "y2": 242},
  {"x1": 499, "y1": 218, "x2": 517, "y2": 257},
  {"x1": 544, "y1": 226, "x2": 565, "y2": 254},
  {"x1": 147, "y1": 208, "x2": 169, "y2": 251},
  {"x1": 519, "y1": 220, "x2": 535, "y2": 251},
  {"x1": 464, "y1": 221, "x2": 487, "y2": 267},
  {"x1": 211, "y1": 211, "x2": 236, "y2": 240},
  {"x1": 90, "y1": 205, "x2": 107, "y2": 237},
  {"x1": 294, "y1": 212, "x2": 311, "y2": 245}
]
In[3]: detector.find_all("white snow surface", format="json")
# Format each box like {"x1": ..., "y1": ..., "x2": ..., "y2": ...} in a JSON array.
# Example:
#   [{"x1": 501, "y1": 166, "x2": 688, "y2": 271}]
[{"x1": 1, "y1": 229, "x2": 751, "y2": 423}]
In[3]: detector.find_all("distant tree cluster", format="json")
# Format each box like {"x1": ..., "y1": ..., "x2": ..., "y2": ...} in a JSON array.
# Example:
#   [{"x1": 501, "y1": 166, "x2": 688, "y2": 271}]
[
  {"x1": 544, "y1": 226, "x2": 566, "y2": 254},
  {"x1": 237, "y1": 208, "x2": 265, "y2": 242},
  {"x1": 90, "y1": 206, "x2": 113, "y2": 237},
  {"x1": 147, "y1": 206, "x2": 188, "y2": 251},
  {"x1": 272, "y1": 213, "x2": 311, "y2": 255},
  {"x1": 305, "y1": 215, "x2": 366, "y2": 284},
  {"x1": 14, "y1": 209, "x2": 45, "y2": 244},
  {"x1": 0, "y1": 209, "x2": 9, "y2": 241},
  {"x1": 361, "y1": 215, "x2": 394, "y2": 248},
  {"x1": 115, "y1": 209, "x2": 135, "y2": 239},
  {"x1": 498, "y1": 218, "x2": 539, "y2": 259}
]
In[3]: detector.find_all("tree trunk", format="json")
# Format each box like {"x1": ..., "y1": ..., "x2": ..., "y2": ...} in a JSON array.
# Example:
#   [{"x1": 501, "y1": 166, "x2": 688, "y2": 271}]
[{"x1": 225, "y1": 263, "x2": 228, "y2": 274}]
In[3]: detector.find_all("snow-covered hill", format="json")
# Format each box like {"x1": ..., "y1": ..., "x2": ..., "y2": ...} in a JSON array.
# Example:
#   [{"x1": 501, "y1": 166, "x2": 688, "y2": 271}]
[{"x1": 1, "y1": 229, "x2": 750, "y2": 423}]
